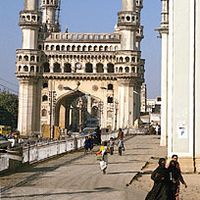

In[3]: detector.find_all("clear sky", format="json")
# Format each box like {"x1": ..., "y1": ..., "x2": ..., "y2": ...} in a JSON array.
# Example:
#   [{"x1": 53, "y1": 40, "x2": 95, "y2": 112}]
[{"x1": 0, "y1": 0, "x2": 161, "y2": 98}]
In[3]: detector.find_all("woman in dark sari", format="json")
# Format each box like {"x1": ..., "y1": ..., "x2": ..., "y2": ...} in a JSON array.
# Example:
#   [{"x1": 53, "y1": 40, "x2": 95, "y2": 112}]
[
  {"x1": 145, "y1": 158, "x2": 171, "y2": 200},
  {"x1": 168, "y1": 159, "x2": 187, "y2": 200}
]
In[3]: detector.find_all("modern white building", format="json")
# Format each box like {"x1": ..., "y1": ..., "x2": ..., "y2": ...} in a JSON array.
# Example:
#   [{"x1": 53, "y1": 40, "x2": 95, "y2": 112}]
[
  {"x1": 140, "y1": 83, "x2": 147, "y2": 113},
  {"x1": 159, "y1": 0, "x2": 200, "y2": 172}
]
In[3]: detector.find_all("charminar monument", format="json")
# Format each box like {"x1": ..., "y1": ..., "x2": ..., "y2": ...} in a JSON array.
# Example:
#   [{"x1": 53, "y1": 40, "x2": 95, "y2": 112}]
[{"x1": 16, "y1": 0, "x2": 144, "y2": 137}]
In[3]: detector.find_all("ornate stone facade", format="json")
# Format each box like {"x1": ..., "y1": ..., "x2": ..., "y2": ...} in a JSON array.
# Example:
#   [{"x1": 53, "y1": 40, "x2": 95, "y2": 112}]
[{"x1": 16, "y1": 0, "x2": 144, "y2": 136}]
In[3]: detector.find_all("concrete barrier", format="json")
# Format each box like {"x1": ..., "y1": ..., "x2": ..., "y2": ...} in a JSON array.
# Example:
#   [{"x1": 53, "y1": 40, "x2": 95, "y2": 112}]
[
  {"x1": 22, "y1": 136, "x2": 85, "y2": 164},
  {"x1": 0, "y1": 129, "x2": 129, "y2": 172},
  {"x1": 0, "y1": 156, "x2": 9, "y2": 171}
]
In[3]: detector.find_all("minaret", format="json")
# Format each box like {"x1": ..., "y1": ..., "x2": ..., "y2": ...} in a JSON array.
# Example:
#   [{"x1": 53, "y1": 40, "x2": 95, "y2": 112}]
[
  {"x1": 118, "y1": 0, "x2": 137, "y2": 50},
  {"x1": 40, "y1": 0, "x2": 60, "y2": 32},
  {"x1": 16, "y1": 0, "x2": 42, "y2": 136},
  {"x1": 116, "y1": 0, "x2": 144, "y2": 128}
]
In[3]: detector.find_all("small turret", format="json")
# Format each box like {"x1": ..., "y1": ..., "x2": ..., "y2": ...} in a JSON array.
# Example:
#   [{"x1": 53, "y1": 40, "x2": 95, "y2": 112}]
[
  {"x1": 122, "y1": 0, "x2": 136, "y2": 11},
  {"x1": 40, "y1": 0, "x2": 61, "y2": 32},
  {"x1": 19, "y1": 0, "x2": 41, "y2": 49},
  {"x1": 117, "y1": 0, "x2": 137, "y2": 50},
  {"x1": 24, "y1": 0, "x2": 39, "y2": 11}
]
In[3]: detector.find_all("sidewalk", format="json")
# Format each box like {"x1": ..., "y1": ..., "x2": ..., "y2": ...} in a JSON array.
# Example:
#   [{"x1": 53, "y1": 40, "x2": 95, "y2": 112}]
[
  {"x1": 0, "y1": 134, "x2": 199, "y2": 200},
  {"x1": 128, "y1": 137, "x2": 200, "y2": 200}
]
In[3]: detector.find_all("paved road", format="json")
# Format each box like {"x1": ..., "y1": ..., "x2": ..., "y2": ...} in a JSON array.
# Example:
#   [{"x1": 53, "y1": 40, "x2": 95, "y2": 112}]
[{"x1": 0, "y1": 135, "x2": 166, "y2": 200}]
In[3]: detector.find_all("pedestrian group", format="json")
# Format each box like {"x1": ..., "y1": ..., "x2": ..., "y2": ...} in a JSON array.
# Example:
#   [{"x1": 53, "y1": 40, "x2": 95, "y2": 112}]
[
  {"x1": 94, "y1": 128, "x2": 125, "y2": 174},
  {"x1": 145, "y1": 155, "x2": 187, "y2": 200}
]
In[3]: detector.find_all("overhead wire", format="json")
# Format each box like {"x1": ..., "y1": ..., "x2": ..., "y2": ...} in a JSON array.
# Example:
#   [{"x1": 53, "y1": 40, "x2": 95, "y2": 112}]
[
  {"x1": 0, "y1": 76, "x2": 18, "y2": 87},
  {"x1": 0, "y1": 83, "x2": 18, "y2": 95}
]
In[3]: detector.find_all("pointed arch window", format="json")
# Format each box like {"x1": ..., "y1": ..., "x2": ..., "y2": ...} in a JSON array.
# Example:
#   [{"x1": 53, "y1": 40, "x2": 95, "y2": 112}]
[
  {"x1": 42, "y1": 109, "x2": 47, "y2": 117},
  {"x1": 24, "y1": 55, "x2": 29, "y2": 61},
  {"x1": 96, "y1": 63, "x2": 104, "y2": 73},
  {"x1": 24, "y1": 66, "x2": 28, "y2": 72},
  {"x1": 64, "y1": 63, "x2": 72, "y2": 73},
  {"x1": 107, "y1": 63, "x2": 114, "y2": 73},
  {"x1": 99, "y1": 45, "x2": 103, "y2": 51},
  {"x1": 53, "y1": 63, "x2": 61, "y2": 72},
  {"x1": 119, "y1": 67, "x2": 123, "y2": 72},
  {"x1": 43, "y1": 82, "x2": 48, "y2": 88},
  {"x1": 67, "y1": 45, "x2": 70, "y2": 51},
  {"x1": 85, "y1": 63, "x2": 93, "y2": 73},
  {"x1": 108, "y1": 84, "x2": 113, "y2": 90},
  {"x1": 30, "y1": 66, "x2": 34, "y2": 72},
  {"x1": 88, "y1": 45, "x2": 92, "y2": 51},
  {"x1": 125, "y1": 57, "x2": 130, "y2": 62},
  {"x1": 30, "y1": 56, "x2": 35, "y2": 61},
  {"x1": 125, "y1": 67, "x2": 130, "y2": 73},
  {"x1": 51, "y1": 45, "x2": 54, "y2": 51},
  {"x1": 43, "y1": 62, "x2": 50, "y2": 72},
  {"x1": 56, "y1": 45, "x2": 60, "y2": 51},
  {"x1": 107, "y1": 96, "x2": 113, "y2": 103},
  {"x1": 42, "y1": 95, "x2": 48, "y2": 102}
]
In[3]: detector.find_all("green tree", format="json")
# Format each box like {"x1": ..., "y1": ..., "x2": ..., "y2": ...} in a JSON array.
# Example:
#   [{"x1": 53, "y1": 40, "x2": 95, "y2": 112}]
[{"x1": 0, "y1": 91, "x2": 18, "y2": 129}]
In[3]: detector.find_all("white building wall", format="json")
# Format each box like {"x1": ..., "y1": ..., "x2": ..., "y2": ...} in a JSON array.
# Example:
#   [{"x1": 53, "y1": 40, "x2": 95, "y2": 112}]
[
  {"x1": 167, "y1": 0, "x2": 200, "y2": 172},
  {"x1": 169, "y1": 0, "x2": 191, "y2": 154},
  {"x1": 160, "y1": 32, "x2": 168, "y2": 146},
  {"x1": 194, "y1": 0, "x2": 200, "y2": 171}
]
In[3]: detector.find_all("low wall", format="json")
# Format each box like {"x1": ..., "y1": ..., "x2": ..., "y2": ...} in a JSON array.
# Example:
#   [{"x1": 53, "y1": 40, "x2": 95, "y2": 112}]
[
  {"x1": 22, "y1": 136, "x2": 85, "y2": 164},
  {"x1": 0, "y1": 156, "x2": 9, "y2": 172},
  {"x1": 0, "y1": 129, "x2": 130, "y2": 172}
]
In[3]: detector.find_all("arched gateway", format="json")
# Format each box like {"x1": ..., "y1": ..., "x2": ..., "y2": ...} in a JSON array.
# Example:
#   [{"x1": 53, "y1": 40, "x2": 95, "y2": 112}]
[{"x1": 16, "y1": 0, "x2": 145, "y2": 138}]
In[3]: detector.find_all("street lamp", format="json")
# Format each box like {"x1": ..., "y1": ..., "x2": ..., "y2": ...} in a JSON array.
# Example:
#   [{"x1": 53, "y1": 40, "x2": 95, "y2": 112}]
[
  {"x1": 133, "y1": 90, "x2": 141, "y2": 126},
  {"x1": 49, "y1": 90, "x2": 56, "y2": 140},
  {"x1": 77, "y1": 97, "x2": 83, "y2": 133},
  {"x1": 98, "y1": 101, "x2": 104, "y2": 127}
]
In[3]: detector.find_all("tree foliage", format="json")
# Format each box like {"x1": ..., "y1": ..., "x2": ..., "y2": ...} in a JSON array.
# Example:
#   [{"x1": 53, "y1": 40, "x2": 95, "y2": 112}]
[{"x1": 0, "y1": 91, "x2": 18, "y2": 129}]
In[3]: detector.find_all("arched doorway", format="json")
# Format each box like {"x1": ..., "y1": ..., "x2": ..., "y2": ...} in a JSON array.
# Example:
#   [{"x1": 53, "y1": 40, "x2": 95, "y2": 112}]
[{"x1": 54, "y1": 91, "x2": 102, "y2": 133}]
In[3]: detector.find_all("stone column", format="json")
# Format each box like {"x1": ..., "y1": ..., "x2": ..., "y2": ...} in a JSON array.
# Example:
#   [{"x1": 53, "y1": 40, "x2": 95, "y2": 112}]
[
  {"x1": 18, "y1": 78, "x2": 40, "y2": 136},
  {"x1": 50, "y1": 58, "x2": 54, "y2": 73},
  {"x1": 93, "y1": 61, "x2": 97, "y2": 73},
  {"x1": 117, "y1": 82, "x2": 125, "y2": 129},
  {"x1": 69, "y1": 105, "x2": 73, "y2": 126},
  {"x1": 59, "y1": 104, "x2": 66, "y2": 128},
  {"x1": 61, "y1": 59, "x2": 64, "y2": 73},
  {"x1": 103, "y1": 62, "x2": 108, "y2": 73},
  {"x1": 87, "y1": 95, "x2": 92, "y2": 114}
]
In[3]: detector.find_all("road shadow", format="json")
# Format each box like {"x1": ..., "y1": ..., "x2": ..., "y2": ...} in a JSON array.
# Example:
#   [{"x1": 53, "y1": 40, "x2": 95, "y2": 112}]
[
  {"x1": 107, "y1": 170, "x2": 139, "y2": 175},
  {"x1": 0, "y1": 188, "x2": 115, "y2": 199}
]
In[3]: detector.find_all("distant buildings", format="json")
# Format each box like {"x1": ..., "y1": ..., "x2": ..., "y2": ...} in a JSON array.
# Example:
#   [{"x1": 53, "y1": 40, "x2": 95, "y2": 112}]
[{"x1": 146, "y1": 96, "x2": 161, "y2": 114}]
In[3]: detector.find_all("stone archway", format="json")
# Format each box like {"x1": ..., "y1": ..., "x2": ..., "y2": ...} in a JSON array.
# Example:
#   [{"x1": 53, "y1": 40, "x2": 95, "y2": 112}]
[{"x1": 54, "y1": 91, "x2": 101, "y2": 132}]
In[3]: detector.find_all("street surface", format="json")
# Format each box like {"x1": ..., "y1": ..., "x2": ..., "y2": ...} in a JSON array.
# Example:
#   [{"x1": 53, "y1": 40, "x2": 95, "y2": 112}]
[{"x1": 0, "y1": 135, "x2": 166, "y2": 200}]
